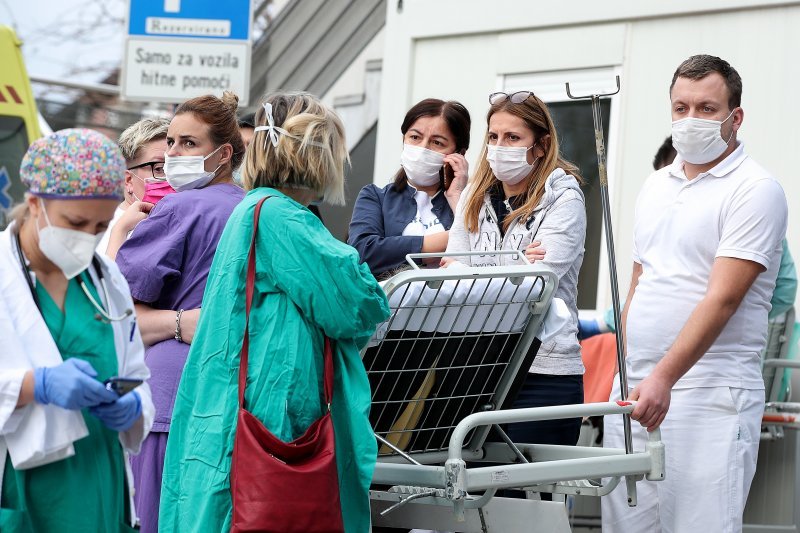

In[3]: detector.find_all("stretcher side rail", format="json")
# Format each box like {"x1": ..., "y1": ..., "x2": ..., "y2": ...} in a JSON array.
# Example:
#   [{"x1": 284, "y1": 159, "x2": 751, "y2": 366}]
[
  {"x1": 446, "y1": 401, "x2": 663, "y2": 507},
  {"x1": 372, "y1": 401, "x2": 664, "y2": 526}
]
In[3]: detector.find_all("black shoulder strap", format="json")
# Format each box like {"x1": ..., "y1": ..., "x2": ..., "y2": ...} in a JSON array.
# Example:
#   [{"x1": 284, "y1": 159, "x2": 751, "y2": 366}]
[{"x1": 13, "y1": 230, "x2": 41, "y2": 311}]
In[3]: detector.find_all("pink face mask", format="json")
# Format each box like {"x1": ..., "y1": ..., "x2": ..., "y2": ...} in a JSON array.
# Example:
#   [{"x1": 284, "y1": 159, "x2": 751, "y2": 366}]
[{"x1": 142, "y1": 180, "x2": 176, "y2": 204}]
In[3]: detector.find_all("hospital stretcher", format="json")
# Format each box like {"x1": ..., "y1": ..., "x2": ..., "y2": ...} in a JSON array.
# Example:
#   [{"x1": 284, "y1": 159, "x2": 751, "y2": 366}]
[
  {"x1": 760, "y1": 307, "x2": 800, "y2": 439},
  {"x1": 743, "y1": 306, "x2": 800, "y2": 532},
  {"x1": 363, "y1": 253, "x2": 665, "y2": 532}
]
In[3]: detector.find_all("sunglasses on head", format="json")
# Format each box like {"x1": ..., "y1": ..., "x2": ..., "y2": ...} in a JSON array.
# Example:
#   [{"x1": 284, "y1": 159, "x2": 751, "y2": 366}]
[{"x1": 489, "y1": 91, "x2": 535, "y2": 105}]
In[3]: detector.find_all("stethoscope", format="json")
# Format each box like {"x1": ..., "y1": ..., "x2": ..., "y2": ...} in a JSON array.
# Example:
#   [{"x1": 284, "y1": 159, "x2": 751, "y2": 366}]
[{"x1": 13, "y1": 231, "x2": 133, "y2": 323}]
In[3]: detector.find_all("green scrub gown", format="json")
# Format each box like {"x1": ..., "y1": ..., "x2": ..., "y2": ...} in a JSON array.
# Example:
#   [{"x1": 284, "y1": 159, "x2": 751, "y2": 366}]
[
  {"x1": 159, "y1": 188, "x2": 390, "y2": 533},
  {"x1": 0, "y1": 274, "x2": 132, "y2": 533}
]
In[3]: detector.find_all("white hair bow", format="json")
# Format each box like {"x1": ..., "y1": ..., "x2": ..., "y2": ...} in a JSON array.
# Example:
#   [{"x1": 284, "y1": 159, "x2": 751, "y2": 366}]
[{"x1": 253, "y1": 102, "x2": 291, "y2": 149}]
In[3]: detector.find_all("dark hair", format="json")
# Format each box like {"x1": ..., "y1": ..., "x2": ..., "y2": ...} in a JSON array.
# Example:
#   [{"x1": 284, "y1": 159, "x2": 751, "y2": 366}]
[
  {"x1": 653, "y1": 136, "x2": 677, "y2": 170},
  {"x1": 175, "y1": 91, "x2": 246, "y2": 170},
  {"x1": 238, "y1": 112, "x2": 256, "y2": 129},
  {"x1": 393, "y1": 98, "x2": 471, "y2": 190},
  {"x1": 669, "y1": 54, "x2": 742, "y2": 110}
]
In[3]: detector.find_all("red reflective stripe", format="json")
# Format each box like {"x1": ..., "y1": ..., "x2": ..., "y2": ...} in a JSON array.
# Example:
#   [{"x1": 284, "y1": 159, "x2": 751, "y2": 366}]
[
  {"x1": 616, "y1": 400, "x2": 632, "y2": 406},
  {"x1": 0, "y1": 89, "x2": 6, "y2": 103},
  {"x1": 5, "y1": 86, "x2": 22, "y2": 104}
]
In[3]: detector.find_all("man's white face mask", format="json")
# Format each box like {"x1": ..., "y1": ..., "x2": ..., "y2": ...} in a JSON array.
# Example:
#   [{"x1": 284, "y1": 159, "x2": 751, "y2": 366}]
[{"x1": 671, "y1": 108, "x2": 736, "y2": 165}]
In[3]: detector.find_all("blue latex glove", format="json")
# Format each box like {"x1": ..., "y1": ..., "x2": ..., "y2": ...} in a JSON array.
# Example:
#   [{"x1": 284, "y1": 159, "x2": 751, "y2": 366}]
[
  {"x1": 33, "y1": 359, "x2": 118, "y2": 410},
  {"x1": 89, "y1": 391, "x2": 142, "y2": 432}
]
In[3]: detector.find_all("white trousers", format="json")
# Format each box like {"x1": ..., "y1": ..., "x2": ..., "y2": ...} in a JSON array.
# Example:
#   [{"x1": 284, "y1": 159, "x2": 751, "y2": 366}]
[{"x1": 601, "y1": 378, "x2": 764, "y2": 533}]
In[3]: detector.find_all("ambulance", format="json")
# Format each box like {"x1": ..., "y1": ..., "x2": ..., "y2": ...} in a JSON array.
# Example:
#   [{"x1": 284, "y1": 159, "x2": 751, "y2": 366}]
[{"x1": 0, "y1": 25, "x2": 43, "y2": 226}]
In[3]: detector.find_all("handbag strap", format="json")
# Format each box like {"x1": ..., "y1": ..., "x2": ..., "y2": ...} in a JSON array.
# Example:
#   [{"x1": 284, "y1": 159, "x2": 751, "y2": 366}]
[{"x1": 239, "y1": 196, "x2": 334, "y2": 410}]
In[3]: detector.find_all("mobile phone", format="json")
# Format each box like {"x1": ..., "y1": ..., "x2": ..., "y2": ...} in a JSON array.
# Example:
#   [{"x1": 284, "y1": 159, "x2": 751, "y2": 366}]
[
  {"x1": 443, "y1": 162, "x2": 455, "y2": 189},
  {"x1": 104, "y1": 377, "x2": 144, "y2": 396}
]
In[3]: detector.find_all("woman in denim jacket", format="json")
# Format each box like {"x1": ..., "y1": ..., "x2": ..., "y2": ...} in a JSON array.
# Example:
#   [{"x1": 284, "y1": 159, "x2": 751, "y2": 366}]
[{"x1": 348, "y1": 98, "x2": 471, "y2": 279}]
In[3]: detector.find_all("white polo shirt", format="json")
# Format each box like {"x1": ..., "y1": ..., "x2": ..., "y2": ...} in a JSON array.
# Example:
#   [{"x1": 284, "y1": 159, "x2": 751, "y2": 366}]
[{"x1": 626, "y1": 142, "x2": 787, "y2": 389}]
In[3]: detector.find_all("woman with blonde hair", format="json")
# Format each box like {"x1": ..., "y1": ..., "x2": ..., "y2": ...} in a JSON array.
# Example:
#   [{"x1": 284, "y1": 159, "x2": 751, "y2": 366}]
[
  {"x1": 444, "y1": 91, "x2": 587, "y2": 448},
  {"x1": 159, "y1": 92, "x2": 390, "y2": 532}
]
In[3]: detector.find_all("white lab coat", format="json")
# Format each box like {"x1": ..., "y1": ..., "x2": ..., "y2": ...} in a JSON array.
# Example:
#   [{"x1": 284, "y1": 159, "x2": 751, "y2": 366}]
[{"x1": 0, "y1": 223, "x2": 154, "y2": 526}]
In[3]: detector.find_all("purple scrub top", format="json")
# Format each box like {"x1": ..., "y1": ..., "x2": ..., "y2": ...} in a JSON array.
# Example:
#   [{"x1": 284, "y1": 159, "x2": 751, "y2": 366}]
[{"x1": 117, "y1": 182, "x2": 244, "y2": 432}]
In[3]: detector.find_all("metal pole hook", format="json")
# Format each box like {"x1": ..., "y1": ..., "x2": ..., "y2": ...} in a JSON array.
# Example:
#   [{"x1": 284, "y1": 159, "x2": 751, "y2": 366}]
[
  {"x1": 564, "y1": 74, "x2": 633, "y2": 456},
  {"x1": 565, "y1": 75, "x2": 621, "y2": 100}
]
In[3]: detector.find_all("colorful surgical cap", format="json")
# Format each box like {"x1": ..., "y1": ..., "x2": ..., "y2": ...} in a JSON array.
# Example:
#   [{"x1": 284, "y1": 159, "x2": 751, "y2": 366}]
[{"x1": 20, "y1": 128, "x2": 126, "y2": 199}]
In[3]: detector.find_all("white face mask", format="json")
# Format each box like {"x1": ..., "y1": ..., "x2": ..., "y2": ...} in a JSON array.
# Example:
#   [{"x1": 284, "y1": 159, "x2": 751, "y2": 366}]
[
  {"x1": 400, "y1": 144, "x2": 445, "y2": 187},
  {"x1": 37, "y1": 201, "x2": 102, "y2": 280},
  {"x1": 671, "y1": 109, "x2": 736, "y2": 165},
  {"x1": 487, "y1": 144, "x2": 536, "y2": 185},
  {"x1": 164, "y1": 145, "x2": 223, "y2": 192}
]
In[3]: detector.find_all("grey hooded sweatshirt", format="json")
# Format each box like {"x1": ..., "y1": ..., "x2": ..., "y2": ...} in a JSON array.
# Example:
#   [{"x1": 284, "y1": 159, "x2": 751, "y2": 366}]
[{"x1": 446, "y1": 167, "x2": 586, "y2": 375}]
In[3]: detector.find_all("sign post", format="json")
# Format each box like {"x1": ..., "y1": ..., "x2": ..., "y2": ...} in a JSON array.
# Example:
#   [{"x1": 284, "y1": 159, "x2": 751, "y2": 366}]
[{"x1": 122, "y1": 0, "x2": 252, "y2": 105}]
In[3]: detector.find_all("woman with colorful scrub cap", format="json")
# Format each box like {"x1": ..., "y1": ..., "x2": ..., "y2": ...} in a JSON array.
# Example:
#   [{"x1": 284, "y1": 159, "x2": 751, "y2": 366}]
[{"x1": 0, "y1": 128, "x2": 154, "y2": 532}]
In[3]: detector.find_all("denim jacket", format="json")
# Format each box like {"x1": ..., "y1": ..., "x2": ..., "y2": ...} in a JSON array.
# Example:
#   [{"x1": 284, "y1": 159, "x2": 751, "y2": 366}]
[{"x1": 348, "y1": 182, "x2": 454, "y2": 277}]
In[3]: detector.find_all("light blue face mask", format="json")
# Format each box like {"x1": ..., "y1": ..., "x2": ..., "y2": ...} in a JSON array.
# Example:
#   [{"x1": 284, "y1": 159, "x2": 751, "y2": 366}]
[{"x1": 232, "y1": 168, "x2": 244, "y2": 186}]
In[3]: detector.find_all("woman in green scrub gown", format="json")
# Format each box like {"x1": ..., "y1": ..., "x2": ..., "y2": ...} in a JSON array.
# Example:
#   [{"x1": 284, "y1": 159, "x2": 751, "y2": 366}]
[
  {"x1": 2, "y1": 274, "x2": 131, "y2": 532},
  {"x1": 0, "y1": 128, "x2": 153, "y2": 532},
  {"x1": 160, "y1": 92, "x2": 390, "y2": 533}
]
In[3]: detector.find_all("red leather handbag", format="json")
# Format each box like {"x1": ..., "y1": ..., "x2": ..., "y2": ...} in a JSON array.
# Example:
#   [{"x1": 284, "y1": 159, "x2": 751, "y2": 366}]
[{"x1": 230, "y1": 196, "x2": 344, "y2": 533}]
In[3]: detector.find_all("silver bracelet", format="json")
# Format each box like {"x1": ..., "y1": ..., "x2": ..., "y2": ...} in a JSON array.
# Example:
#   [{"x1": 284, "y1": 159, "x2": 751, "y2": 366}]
[{"x1": 175, "y1": 308, "x2": 185, "y2": 343}]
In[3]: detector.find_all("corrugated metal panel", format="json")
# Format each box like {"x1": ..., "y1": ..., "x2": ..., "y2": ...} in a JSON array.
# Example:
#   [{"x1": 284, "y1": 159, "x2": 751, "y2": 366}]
[{"x1": 250, "y1": 0, "x2": 386, "y2": 103}]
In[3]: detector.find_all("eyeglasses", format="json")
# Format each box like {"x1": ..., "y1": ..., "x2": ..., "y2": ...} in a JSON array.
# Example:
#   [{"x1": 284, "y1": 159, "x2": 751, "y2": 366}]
[
  {"x1": 127, "y1": 161, "x2": 165, "y2": 180},
  {"x1": 489, "y1": 91, "x2": 535, "y2": 105}
]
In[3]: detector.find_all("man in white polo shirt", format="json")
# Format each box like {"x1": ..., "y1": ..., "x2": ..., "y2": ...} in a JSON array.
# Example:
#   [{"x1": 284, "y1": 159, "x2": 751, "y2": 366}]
[{"x1": 602, "y1": 55, "x2": 788, "y2": 532}]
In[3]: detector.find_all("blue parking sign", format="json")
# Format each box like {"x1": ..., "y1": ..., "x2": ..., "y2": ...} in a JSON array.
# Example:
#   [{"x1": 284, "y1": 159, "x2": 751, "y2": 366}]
[{"x1": 128, "y1": 0, "x2": 252, "y2": 41}]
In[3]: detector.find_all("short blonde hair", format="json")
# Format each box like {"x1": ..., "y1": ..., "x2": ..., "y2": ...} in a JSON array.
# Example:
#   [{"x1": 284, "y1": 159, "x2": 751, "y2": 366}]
[
  {"x1": 118, "y1": 117, "x2": 171, "y2": 163},
  {"x1": 242, "y1": 92, "x2": 348, "y2": 205}
]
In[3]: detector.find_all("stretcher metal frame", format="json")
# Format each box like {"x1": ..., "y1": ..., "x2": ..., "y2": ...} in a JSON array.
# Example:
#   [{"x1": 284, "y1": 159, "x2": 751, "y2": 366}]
[
  {"x1": 365, "y1": 256, "x2": 665, "y2": 531},
  {"x1": 760, "y1": 307, "x2": 799, "y2": 439},
  {"x1": 744, "y1": 306, "x2": 800, "y2": 532}
]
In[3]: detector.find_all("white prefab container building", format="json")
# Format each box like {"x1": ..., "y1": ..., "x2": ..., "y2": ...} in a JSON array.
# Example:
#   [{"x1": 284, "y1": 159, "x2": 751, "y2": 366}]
[{"x1": 373, "y1": 0, "x2": 800, "y2": 312}]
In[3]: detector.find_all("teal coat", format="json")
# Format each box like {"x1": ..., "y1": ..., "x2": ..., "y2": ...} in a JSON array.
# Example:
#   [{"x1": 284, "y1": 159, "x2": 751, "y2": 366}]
[{"x1": 159, "y1": 188, "x2": 389, "y2": 532}]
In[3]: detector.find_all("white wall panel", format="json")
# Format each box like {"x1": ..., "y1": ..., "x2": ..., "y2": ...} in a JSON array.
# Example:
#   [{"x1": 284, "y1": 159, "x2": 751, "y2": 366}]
[{"x1": 375, "y1": 0, "x2": 800, "y2": 308}]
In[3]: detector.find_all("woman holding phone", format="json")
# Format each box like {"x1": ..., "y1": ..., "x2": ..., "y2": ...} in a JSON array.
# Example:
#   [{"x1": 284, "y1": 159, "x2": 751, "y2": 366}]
[
  {"x1": 348, "y1": 98, "x2": 471, "y2": 279},
  {"x1": 0, "y1": 129, "x2": 153, "y2": 532}
]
